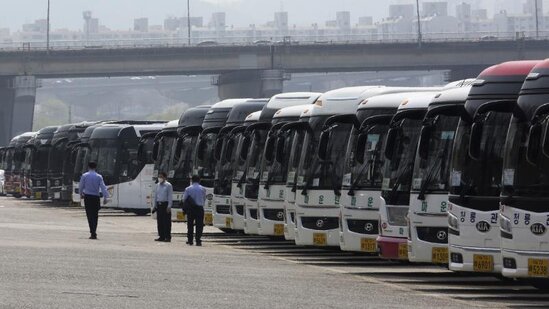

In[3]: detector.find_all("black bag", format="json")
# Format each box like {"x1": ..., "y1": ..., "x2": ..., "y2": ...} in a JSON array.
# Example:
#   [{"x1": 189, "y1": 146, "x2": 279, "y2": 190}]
[{"x1": 182, "y1": 196, "x2": 197, "y2": 214}]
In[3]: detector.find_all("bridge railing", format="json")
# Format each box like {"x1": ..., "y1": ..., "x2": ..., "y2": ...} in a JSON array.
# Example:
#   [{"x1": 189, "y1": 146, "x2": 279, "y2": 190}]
[{"x1": 0, "y1": 31, "x2": 547, "y2": 52}]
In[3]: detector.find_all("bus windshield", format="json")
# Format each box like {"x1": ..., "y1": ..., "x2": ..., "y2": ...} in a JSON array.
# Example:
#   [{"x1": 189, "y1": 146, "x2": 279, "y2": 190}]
[
  {"x1": 194, "y1": 132, "x2": 218, "y2": 188},
  {"x1": 449, "y1": 112, "x2": 510, "y2": 210},
  {"x1": 381, "y1": 117, "x2": 424, "y2": 206},
  {"x1": 244, "y1": 128, "x2": 269, "y2": 199},
  {"x1": 156, "y1": 135, "x2": 176, "y2": 174},
  {"x1": 286, "y1": 129, "x2": 307, "y2": 187},
  {"x1": 48, "y1": 140, "x2": 67, "y2": 175},
  {"x1": 73, "y1": 146, "x2": 90, "y2": 182},
  {"x1": 412, "y1": 115, "x2": 459, "y2": 194},
  {"x1": 502, "y1": 116, "x2": 549, "y2": 202},
  {"x1": 297, "y1": 116, "x2": 351, "y2": 193},
  {"x1": 343, "y1": 109, "x2": 395, "y2": 191},
  {"x1": 261, "y1": 128, "x2": 293, "y2": 186},
  {"x1": 214, "y1": 134, "x2": 238, "y2": 195},
  {"x1": 173, "y1": 133, "x2": 199, "y2": 191},
  {"x1": 89, "y1": 139, "x2": 118, "y2": 184}
]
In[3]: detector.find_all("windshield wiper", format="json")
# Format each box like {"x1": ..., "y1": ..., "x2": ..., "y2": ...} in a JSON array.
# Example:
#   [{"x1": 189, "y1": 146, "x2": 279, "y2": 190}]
[
  {"x1": 388, "y1": 160, "x2": 414, "y2": 205},
  {"x1": 417, "y1": 138, "x2": 450, "y2": 200}
]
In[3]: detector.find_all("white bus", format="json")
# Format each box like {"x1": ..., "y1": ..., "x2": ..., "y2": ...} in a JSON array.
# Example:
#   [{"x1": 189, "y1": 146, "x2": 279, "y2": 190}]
[
  {"x1": 243, "y1": 92, "x2": 321, "y2": 235},
  {"x1": 258, "y1": 104, "x2": 319, "y2": 237},
  {"x1": 408, "y1": 84, "x2": 473, "y2": 263},
  {"x1": 448, "y1": 61, "x2": 539, "y2": 273},
  {"x1": 72, "y1": 124, "x2": 103, "y2": 205},
  {"x1": 500, "y1": 60, "x2": 549, "y2": 288},
  {"x1": 339, "y1": 92, "x2": 426, "y2": 252},
  {"x1": 193, "y1": 99, "x2": 252, "y2": 226},
  {"x1": 165, "y1": 106, "x2": 211, "y2": 223},
  {"x1": 294, "y1": 87, "x2": 438, "y2": 247},
  {"x1": 212, "y1": 100, "x2": 267, "y2": 230},
  {"x1": 231, "y1": 111, "x2": 261, "y2": 231},
  {"x1": 377, "y1": 92, "x2": 439, "y2": 259},
  {"x1": 151, "y1": 120, "x2": 179, "y2": 217},
  {"x1": 81, "y1": 122, "x2": 165, "y2": 213}
]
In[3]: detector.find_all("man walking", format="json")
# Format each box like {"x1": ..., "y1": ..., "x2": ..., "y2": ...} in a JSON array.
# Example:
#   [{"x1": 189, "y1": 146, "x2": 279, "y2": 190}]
[
  {"x1": 79, "y1": 162, "x2": 109, "y2": 240},
  {"x1": 153, "y1": 171, "x2": 173, "y2": 242},
  {"x1": 183, "y1": 175, "x2": 206, "y2": 246}
]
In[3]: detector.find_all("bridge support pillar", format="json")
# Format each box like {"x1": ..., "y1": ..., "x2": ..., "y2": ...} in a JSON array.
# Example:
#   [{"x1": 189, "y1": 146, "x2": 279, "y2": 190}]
[
  {"x1": 215, "y1": 69, "x2": 288, "y2": 100},
  {"x1": 445, "y1": 66, "x2": 485, "y2": 82},
  {"x1": 0, "y1": 76, "x2": 37, "y2": 145}
]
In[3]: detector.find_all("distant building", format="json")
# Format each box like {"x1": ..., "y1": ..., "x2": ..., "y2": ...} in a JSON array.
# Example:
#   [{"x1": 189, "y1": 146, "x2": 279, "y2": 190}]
[
  {"x1": 358, "y1": 16, "x2": 373, "y2": 26},
  {"x1": 389, "y1": 4, "x2": 415, "y2": 19},
  {"x1": 523, "y1": 0, "x2": 543, "y2": 16},
  {"x1": 164, "y1": 16, "x2": 203, "y2": 32},
  {"x1": 422, "y1": 1, "x2": 448, "y2": 17},
  {"x1": 134, "y1": 18, "x2": 149, "y2": 32},
  {"x1": 336, "y1": 11, "x2": 351, "y2": 31},
  {"x1": 22, "y1": 19, "x2": 47, "y2": 33}
]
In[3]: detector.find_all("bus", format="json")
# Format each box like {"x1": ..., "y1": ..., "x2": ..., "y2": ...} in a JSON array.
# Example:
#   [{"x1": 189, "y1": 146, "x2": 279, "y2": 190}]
[
  {"x1": 339, "y1": 92, "x2": 428, "y2": 252},
  {"x1": 151, "y1": 120, "x2": 179, "y2": 215},
  {"x1": 213, "y1": 100, "x2": 267, "y2": 230},
  {"x1": 49, "y1": 122, "x2": 96, "y2": 202},
  {"x1": 231, "y1": 111, "x2": 261, "y2": 231},
  {"x1": 168, "y1": 106, "x2": 211, "y2": 222},
  {"x1": 243, "y1": 93, "x2": 321, "y2": 235},
  {"x1": 448, "y1": 61, "x2": 539, "y2": 273},
  {"x1": 408, "y1": 84, "x2": 473, "y2": 263},
  {"x1": 193, "y1": 99, "x2": 252, "y2": 224},
  {"x1": 294, "y1": 87, "x2": 439, "y2": 247},
  {"x1": 378, "y1": 92, "x2": 439, "y2": 259},
  {"x1": 22, "y1": 126, "x2": 58, "y2": 199},
  {"x1": 500, "y1": 59, "x2": 549, "y2": 286},
  {"x1": 258, "y1": 103, "x2": 322, "y2": 237},
  {"x1": 83, "y1": 122, "x2": 165, "y2": 212},
  {"x1": 72, "y1": 124, "x2": 103, "y2": 205},
  {"x1": 5, "y1": 132, "x2": 36, "y2": 198}
]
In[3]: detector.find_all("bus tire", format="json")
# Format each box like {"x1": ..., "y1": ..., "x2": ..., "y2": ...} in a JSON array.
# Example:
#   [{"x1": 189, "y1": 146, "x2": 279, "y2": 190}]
[{"x1": 133, "y1": 209, "x2": 150, "y2": 216}]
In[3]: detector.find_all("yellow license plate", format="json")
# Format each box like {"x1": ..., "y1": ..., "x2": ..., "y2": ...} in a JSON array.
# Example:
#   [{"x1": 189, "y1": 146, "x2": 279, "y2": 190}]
[
  {"x1": 34, "y1": 192, "x2": 42, "y2": 199},
  {"x1": 313, "y1": 233, "x2": 327, "y2": 246},
  {"x1": 176, "y1": 211, "x2": 185, "y2": 221},
  {"x1": 360, "y1": 238, "x2": 377, "y2": 253},
  {"x1": 274, "y1": 224, "x2": 284, "y2": 236},
  {"x1": 431, "y1": 247, "x2": 449, "y2": 264},
  {"x1": 225, "y1": 217, "x2": 232, "y2": 228},
  {"x1": 15, "y1": 187, "x2": 20, "y2": 193},
  {"x1": 398, "y1": 243, "x2": 408, "y2": 259},
  {"x1": 204, "y1": 213, "x2": 213, "y2": 225},
  {"x1": 528, "y1": 259, "x2": 549, "y2": 277},
  {"x1": 473, "y1": 254, "x2": 494, "y2": 272}
]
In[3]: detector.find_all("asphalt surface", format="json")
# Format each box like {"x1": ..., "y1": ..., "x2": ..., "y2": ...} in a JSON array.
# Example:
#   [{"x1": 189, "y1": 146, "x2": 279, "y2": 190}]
[{"x1": 0, "y1": 197, "x2": 544, "y2": 308}]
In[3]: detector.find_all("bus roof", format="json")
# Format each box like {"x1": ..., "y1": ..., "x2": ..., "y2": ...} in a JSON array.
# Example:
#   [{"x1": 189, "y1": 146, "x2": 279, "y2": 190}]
[
  {"x1": 245, "y1": 111, "x2": 262, "y2": 122},
  {"x1": 226, "y1": 101, "x2": 267, "y2": 125},
  {"x1": 259, "y1": 92, "x2": 322, "y2": 122},
  {"x1": 210, "y1": 98, "x2": 252, "y2": 109},
  {"x1": 430, "y1": 86, "x2": 472, "y2": 106},
  {"x1": 479, "y1": 60, "x2": 541, "y2": 77},
  {"x1": 178, "y1": 105, "x2": 211, "y2": 129},
  {"x1": 397, "y1": 92, "x2": 439, "y2": 111},
  {"x1": 273, "y1": 104, "x2": 312, "y2": 119}
]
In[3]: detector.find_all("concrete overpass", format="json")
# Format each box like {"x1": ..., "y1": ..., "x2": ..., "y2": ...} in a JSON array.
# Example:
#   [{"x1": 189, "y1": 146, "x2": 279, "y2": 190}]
[{"x1": 1, "y1": 39, "x2": 548, "y2": 145}]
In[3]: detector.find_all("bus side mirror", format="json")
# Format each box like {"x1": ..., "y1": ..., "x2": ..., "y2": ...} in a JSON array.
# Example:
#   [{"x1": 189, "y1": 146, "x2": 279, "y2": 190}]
[
  {"x1": 543, "y1": 123, "x2": 549, "y2": 158},
  {"x1": 418, "y1": 125, "x2": 433, "y2": 160},
  {"x1": 317, "y1": 130, "x2": 330, "y2": 161},
  {"x1": 214, "y1": 138, "x2": 223, "y2": 161},
  {"x1": 355, "y1": 133, "x2": 367, "y2": 165},
  {"x1": 264, "y1": 136, "x2": 275, "y2": 162},
  {"x1": 152, "y1": 141, "x2": 159, "y2": 161},
  {"x1": 226, "y1": 139, "x2": 236, "y2": 162},
  {"x1": 239, "y1": 135, "x2": 250, "y2": 161},
  {"x1": 468, "y1": 122, "x2": 483, "y2": 160},
  {"x1": 527, "y1": 123, "x2": 542, "y2": 164},
  {"x1": 384, "y1": 128, "x2": 398, "y2": 159},
  {"x1": 275, "y1": 136, "x2": 285, "y2": 163},
  {"x1": 197, "y1": 138, "x2": 207, "y2": 161}
]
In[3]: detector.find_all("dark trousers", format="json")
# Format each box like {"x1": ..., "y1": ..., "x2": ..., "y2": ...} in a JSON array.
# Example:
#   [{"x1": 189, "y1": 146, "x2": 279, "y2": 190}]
[
  {"x1": 84, "y1": 195, "x2": 100, "y2": 236},
  {"x1": 156, "y1": 202, "x2": 172, "y2": 240},
  {"x1": 187, "y1": 206, "x2": 204, "y2": 244}
]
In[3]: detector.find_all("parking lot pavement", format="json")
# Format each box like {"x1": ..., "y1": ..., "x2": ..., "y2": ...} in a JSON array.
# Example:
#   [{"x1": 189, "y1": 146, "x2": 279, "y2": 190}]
[{"x1": 0, "y1": 198, "x2": 505, "y2": 308}]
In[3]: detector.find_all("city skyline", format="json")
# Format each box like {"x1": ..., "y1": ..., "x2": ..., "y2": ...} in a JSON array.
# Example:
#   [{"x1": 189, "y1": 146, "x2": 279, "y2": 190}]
[{"x1": 0, "y1": 0, "x2": 544, "y2": 32}]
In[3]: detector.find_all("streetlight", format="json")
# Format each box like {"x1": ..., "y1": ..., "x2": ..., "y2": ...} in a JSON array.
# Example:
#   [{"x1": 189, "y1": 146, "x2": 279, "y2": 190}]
[
  {"x1": 416, "y1": 0, "x2": 422, "y2": 46},
  {"x1": 535, "y1": 0, "x2": 540, "y2": 38},
  {"x1": 46, "y1": 0, "x2": 51, "y2": 51},
  {"x1": 187, "y1": 0, "x2": 191, "y2": 45}
]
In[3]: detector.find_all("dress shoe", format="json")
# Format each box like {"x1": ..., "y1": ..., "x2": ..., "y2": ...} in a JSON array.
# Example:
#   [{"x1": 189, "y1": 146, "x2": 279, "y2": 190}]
[
  {"x1": 186, "y1": 241, "x2": 193, "y2": 246},
  {"x1": 155, "y1": 238, "x2": 165, "y2": 242},
  {"x1": 89, "y1": 235, "x2": 97, "y2": 240},
  {"x1": 196, "y1": 242, "x2": 202, "y2": 246},
  {"x1": 164, "y1": 239, "x2": 171, "y2": 242}
]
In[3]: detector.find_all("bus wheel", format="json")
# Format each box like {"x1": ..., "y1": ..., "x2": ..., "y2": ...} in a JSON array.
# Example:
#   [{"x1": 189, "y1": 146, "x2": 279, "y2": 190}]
[
  {"x1": 13, "y1": 194, "x2": 21, "y2": 198},
  {"x1": 133, "y1": 209, "x2": 150, "y2": 216}
]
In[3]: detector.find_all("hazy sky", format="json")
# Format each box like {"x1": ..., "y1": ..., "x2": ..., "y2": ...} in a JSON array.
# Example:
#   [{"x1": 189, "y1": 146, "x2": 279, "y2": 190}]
[{"x1": 0, "y1": 0, "x2": 538, "y2": 31}]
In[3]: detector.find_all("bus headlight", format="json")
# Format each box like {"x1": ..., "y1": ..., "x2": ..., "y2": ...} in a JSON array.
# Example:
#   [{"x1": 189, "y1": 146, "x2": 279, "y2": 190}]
[
  {"x1": 448, "y1": 213, "x2": 459, "y2": 230},
  {"x1": 500, "y1": 215, "x2": 512, "y2": 234}
]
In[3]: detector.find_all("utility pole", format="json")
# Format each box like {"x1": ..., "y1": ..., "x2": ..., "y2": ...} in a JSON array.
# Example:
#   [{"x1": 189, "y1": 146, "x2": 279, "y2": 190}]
[
  {"x1": 416, "y1": 0, "x2": 422, "y2": 47},
  {"x1": 187, "y1": 0, "x2": 191, "y2": 45},
  {"x1": 46, "y1": 0, "x2": 51, "y2": 52},
  {"x1": 535, "y1": 0, "x2": 540, "y2": 38}
]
